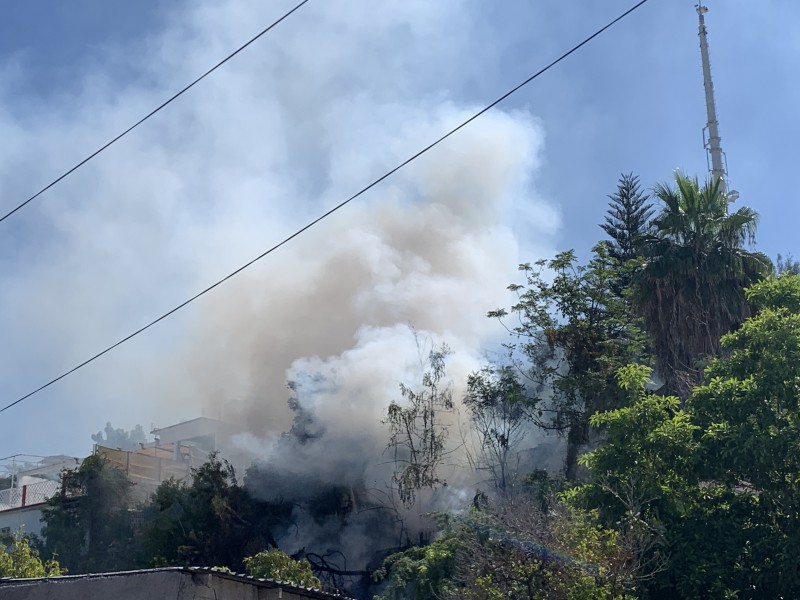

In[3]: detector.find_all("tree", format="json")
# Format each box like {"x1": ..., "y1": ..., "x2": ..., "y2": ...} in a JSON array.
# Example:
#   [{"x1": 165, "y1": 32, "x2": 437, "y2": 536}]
[
  {"x1": 684, "y1": 274, "x2": 800, "y2": 596},
  {"x1": 384, "y1": 344, "x2": 455, "y2": 507},
  {"x1": 372, "y1": 515, "x2": 460, "y2": 600},
  {"x1": 374, "y1": 502, "x2": 638, "y2": 600},
  {"x1": 632, "y1": 173, "x2": 772, "y2": 397},
  {"x1": 491, "y1": 246, "x2": 647, "y2": 480},
  {"x1": 775, "y1": 252, "x2": 800, "y2": 275},
  {"x1": 91, "y1": 422, "x2": 148, "y2": 451},
  {"x1": 0, "y1": 534, "x2": 62, "y2": 578},
  {"x1": 576, "y1": 277, "x2": 800, "y2": 597},
  {"x1": 572, "y1": 365, "x2": 723, "y2": 599},
  {"x1": 41, "y1": 453, "x2": 137, "y2": 573},
  {"x1": 141, "y1": 453, "x2": 290, "y2": 571},
  {"x1": 464, "y1": 365, "x2": 537, "y2": 491},
  {"x1": 601, "y1": 173, "x2": 654, "y2": 265},
  {"x1": 244, "y1": 549, "x2": 321, "y2": 588},
  {"x1": 575, "y1": 365, "x2": 698, "y2": 522}
]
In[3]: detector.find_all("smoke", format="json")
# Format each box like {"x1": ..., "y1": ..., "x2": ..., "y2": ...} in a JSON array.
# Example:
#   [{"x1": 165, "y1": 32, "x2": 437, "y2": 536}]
[
  {"x1": 0, "y1": 1, "x2": 559, "y2": 449},
  {"x1": 0, "y1": 0, "x2": 562, "y2": 579},
  {"x1": 167, "y1": 102, "x2": 554, "y2": 422},
  {"x1": 185, "y1": 104, "x2": 559, "y2": 571},
  {"x1": 212, "y1": 106, "x2": 559, "y2": 571}
]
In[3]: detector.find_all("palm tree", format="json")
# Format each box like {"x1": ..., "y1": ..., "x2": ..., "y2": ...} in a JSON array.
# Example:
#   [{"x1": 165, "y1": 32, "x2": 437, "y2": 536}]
[{"x1": 632, "y1": 173, "x2": 772, "y2": 397}]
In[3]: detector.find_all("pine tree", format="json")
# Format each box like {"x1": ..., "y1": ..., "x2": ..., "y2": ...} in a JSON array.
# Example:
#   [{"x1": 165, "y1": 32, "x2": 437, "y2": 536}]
[{"x1": 601, "y1": 173, "x2": 654, "y2": 263}]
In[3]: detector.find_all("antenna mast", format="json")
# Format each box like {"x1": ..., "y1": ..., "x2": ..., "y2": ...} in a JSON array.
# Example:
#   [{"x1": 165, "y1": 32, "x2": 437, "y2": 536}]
[{"x1": 696, "y1": 4, "x2": 737, "y2": 201}]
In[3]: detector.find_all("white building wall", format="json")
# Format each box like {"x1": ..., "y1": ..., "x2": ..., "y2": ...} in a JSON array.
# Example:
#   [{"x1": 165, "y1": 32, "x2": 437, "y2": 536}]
[{"x1": 0, "y1": 505, "x2": 45, "y2": 537}]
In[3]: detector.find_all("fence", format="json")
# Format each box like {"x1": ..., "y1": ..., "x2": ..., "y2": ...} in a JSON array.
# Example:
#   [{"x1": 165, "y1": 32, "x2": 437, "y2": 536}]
[
  {"x1": 0, "y1": 479, "x2": 60, "y2": 511},
  {"x1": 96, "y1": 446, "x2": 193, "y2": 484}
]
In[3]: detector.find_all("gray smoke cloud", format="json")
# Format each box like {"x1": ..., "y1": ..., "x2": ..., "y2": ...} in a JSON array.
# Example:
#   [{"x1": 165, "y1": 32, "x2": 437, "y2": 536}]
[
  {"x1": 202, "y1": 105, "x2": 561, "y2": 576},
  {"x1": 0, "y1": 3, "x2": 570, "y2": 593},
  {"x1": 167, "y1": 106, "x2": 554, "y2": 427},
  {"x1": 0, "y1": 0, "x2": 560, "y2": 493}
]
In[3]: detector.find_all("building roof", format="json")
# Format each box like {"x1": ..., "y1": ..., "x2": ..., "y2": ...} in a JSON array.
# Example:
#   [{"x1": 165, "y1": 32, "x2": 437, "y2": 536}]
[
  {"x1": 150, "y1": 417, "x2": 238, "y2": 436},
  {"x1": 0, "y1": 566, "x2": 354, "y2": 600}
]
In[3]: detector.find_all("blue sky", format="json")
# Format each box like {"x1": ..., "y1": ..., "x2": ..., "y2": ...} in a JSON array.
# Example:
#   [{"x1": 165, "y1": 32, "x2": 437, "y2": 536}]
[{"x1": 0, "y1": 0, "x2": 797, "y2": 460}]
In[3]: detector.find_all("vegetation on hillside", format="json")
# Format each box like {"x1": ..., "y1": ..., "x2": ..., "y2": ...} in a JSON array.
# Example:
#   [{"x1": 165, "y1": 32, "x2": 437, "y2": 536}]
[
  {"x1": 0, "y1": 535, "x2": 61, "y2": 578},
  {"x1": 13, "y1": 172, "x2": 797, "y2": 599}
]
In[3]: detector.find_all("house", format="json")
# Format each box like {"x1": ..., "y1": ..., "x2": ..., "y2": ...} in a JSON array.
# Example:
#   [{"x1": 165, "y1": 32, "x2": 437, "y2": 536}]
[
  {"x1": 150, "y1": 417, "x2": 253, "y2": 475},
  {"x1": 150, "y1": 417, "x2": 240, "y2": 455},
  {"x1": 0, "y1": 455, "x2": 80, "y2": 538},
  {"x1": 0, "y1": 566, "x2": 351, "y2": 600},
  {"x1": 93, "y1": 417, "x2": 255, "y2": 501},
  {"x1": 94, "y1": 444, "x2": 197, "y2": 503},
  {"x1": 0, "y1": 417, "x2": 255, "y2": 537}
]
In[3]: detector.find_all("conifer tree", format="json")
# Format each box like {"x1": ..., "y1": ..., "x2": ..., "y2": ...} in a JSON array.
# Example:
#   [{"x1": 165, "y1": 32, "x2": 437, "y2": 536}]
[{"x1": 601, "y1": 173, "x2": 653, "y2": 263}]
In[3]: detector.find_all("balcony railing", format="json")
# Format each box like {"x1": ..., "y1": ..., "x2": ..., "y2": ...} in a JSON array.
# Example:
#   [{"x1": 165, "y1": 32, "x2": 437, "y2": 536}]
[{"x1": 0, "y1": 480, "x2": 60, "y2": 511}]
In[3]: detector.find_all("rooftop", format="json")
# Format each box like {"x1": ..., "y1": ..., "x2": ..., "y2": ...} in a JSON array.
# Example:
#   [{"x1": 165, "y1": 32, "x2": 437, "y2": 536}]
[{"x1": 0, "y1": 566, "x2": 354, "y2": 600}]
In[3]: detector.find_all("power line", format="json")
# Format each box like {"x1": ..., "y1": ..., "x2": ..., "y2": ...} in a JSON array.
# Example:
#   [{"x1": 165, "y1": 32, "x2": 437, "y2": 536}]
[
  {"x1": 0, "y1": 0, "x2": 651, "y2": 415},
  {"x1": 0, "y1": 0, "x2": 311, "y2": 226}
]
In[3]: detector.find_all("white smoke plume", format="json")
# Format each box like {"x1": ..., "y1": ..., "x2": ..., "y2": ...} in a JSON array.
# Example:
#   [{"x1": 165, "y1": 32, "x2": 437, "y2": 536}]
[
  {"x1": 0, "y1": 0, "x2": 560, "y2": 501},
  {"x1": 0, "y1": 2, "x2": 568, "y2": 592},
  {"x1": 169, "y1": 105, "x2": 553, "y2": 426},
  {"x1": 200, "y1": 104, "x2": 561, "y2": 576}
]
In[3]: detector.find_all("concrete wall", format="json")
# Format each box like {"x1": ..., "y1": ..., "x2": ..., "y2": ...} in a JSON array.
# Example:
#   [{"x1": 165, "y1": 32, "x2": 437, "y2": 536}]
[
  {"x1": 1, "y1": 570, "x2": 185, "y2": 600},
  {"x1": 0, "y1": 569, "x2": 338, "y2": 600}
]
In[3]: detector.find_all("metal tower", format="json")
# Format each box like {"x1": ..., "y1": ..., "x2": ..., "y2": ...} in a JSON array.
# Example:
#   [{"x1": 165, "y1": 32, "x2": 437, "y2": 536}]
[{"x1": 696, "y1": 4, "x2": 738, "y2": 201}]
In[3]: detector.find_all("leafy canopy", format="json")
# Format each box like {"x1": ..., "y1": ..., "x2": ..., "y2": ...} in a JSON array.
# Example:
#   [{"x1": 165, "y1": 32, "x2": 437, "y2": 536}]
[
  {"x1": 490, "y1": 245, "x2": 647, "y2": 479},
  {"x1": 577, "y1": 276, "x2": 800, "y2": 598},
  {"x1": 244, "y1": 549, "x2": 321, "y2": 588},
  {"x1": 0, "y1": 535, "x2": 62, "y2": 578},
  {"x1": 41, "y1": 453, "x2": 135, "y2": 574},
  {"x1": 632, "y1": 173, "x2": 772, "y2": 396}
]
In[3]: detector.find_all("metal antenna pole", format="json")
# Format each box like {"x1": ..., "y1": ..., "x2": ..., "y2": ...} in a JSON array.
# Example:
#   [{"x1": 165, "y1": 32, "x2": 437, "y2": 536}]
[{"x1": 696, "y1": 4, "x2": 737, "y2": 201}]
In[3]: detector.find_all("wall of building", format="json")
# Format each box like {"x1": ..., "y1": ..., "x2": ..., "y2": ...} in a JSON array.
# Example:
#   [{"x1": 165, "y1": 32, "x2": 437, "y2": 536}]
[
  {"x1": 0, "y1": 505, "x2": 44, "y2": 538},
  {"x1": 0, "y1": 568, "x2": 341, "y2": 600}
]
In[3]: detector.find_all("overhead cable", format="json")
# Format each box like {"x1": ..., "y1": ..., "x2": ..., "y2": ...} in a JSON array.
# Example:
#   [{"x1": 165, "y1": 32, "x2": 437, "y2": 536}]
[
  {"x1": 0, "y1": 0, "x2": 651, "y2": 415},
  {"x1": 0, "y1": 0, "x2": 311, "y2": 226}
]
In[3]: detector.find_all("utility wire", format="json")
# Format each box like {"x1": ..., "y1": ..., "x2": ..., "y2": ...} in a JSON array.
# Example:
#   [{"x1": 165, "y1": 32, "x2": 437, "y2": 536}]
[
  {"x1": 0, "y1": 0, "x2": 311, "y2": 226},
  {"x1": 0, "y1": 0, "x2": 651, "y2": 415}
]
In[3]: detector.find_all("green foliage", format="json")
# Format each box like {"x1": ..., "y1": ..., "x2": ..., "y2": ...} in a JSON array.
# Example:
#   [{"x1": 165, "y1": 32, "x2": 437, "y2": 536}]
[
  {"x1": 374, "y1": 504, "x2": 637, "y2": 600},
  {"x1": 579, "y1": 365, "x2": 699, "y2": 518},
  {"x1": 38, "y1": 453, "x2": 292, "y2": 578},
  {"x1": 491, "y1": 245, "x2": 647, "y2": 479},
  {"x1": 41, "y1": 453, "x2": 136, "y2": 573},
  {"x1": 465, "y1": 365, "x2": 537, "y2": 490},
  {"x1": 576, "y1": 276, "x2": 800, "y2": 598},
  {"x1": 684, "y1": 274, "x2": 800, "y2": 595},
  {"x1": 632, "y1": 173, "x2": 772, "y2": 397},
  {"x1": 601, "y1": 172, "x2": 654, "y2": 266},
  {"x1": 746, "y1": 270, "x2": 800, "y2": 312},
  {"x1": 244, "y1": 549, "x2": 321, "y2": 588},
  {"x1": 572, "y1": 369, "x2": 700, "y2": 595},
  {"x1": 454, "y1": 506, "x2": 631, "y2": 600},
  {"x1": 141, "y1": 453, "x2": 291, "y2": 571},
  {"x1": 372, "y1": 515, "x2": 462, "y2": 600},
  {"x1": 0, "y1": 534, "x2": 62, "y2": 578},
  {"x1": 384, "y1": 344, "x2": 454, "y2": 507}
]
